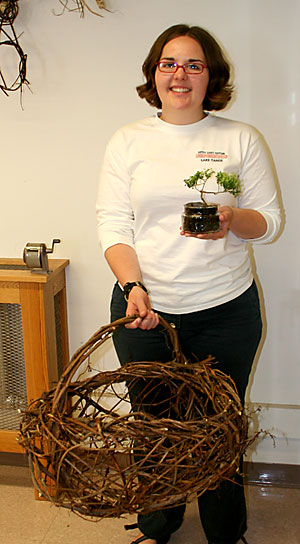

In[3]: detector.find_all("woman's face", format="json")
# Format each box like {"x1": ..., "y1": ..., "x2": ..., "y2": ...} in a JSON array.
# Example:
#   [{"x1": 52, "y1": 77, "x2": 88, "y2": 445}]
[{"x1": 154, "y1": 35, "x2": 209, "y2": 125}]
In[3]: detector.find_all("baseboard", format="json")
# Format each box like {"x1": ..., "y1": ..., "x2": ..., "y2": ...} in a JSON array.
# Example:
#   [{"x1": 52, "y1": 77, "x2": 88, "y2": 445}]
[
  {"x1": 0, "y1": 452, "x2": 28, "y2": 466},
  {"x1": 244, "y1": 461, "x2": 300, "y2": 488}
]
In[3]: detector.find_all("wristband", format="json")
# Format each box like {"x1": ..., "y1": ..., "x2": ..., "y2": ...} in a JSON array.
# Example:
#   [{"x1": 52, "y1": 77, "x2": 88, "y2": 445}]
[{"x1": 123, "y1": 281, "x2": 149, "y2": 301}]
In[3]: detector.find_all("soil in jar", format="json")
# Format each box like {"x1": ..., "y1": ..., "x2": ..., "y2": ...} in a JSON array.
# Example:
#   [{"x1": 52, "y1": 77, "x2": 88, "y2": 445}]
[{"x1": 182, "y1": 202, "x2": 220, "y2": 234}]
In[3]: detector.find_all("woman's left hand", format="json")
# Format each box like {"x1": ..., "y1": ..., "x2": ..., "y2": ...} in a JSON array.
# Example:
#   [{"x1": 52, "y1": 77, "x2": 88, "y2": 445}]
[{"x1": 180, "y1": 205, "x2": 233, "y2": 240}]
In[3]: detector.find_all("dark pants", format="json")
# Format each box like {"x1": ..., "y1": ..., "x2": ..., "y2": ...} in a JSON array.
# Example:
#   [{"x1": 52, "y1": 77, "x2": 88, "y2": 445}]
[{"x1": 111, "y1": 282, "x2": 262, "y2": 544}]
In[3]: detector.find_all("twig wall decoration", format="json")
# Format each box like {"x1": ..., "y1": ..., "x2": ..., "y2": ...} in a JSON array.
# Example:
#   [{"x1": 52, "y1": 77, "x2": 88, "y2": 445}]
[
  {"x1": 0, "y1": 0, "x2": 108, "y2": 107},
  {"x1": 0, "y1": 0, "x2": 29, "y2": 102},
  {"x1": 54, "y1": 0, "x2": 108, "y2": 17}
]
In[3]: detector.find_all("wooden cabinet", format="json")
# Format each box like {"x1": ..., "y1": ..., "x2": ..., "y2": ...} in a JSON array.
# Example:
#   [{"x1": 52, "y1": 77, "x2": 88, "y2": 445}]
[{"x1": 0, "y1": 259, "x2": 69, "y2": 453}]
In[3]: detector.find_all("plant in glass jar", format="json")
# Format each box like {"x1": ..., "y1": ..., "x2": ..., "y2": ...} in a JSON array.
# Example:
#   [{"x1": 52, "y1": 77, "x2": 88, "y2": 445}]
[{"x1": 182, "y1": 169, "x2": 241, "y2": 234}]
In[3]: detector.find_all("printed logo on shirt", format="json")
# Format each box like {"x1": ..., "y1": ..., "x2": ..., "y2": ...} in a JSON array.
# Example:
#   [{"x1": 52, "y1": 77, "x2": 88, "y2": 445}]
[{"x1": 196, "y1": 150, "x2": 228, "y2": 162}]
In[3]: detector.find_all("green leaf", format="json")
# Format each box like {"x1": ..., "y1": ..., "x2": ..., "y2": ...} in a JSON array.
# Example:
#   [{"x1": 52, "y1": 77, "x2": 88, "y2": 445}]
[{"x1": 184, "y1": 169, "x2": 241, "y2": 199}]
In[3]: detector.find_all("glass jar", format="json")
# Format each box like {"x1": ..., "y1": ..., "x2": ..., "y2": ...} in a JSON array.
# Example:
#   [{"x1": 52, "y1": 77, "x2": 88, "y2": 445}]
[{"x1": 182, "y1": 202, "x2": 220, "y2": 234}]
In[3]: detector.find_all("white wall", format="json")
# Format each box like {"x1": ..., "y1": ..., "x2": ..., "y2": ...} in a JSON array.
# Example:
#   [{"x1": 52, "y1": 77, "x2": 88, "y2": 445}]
[{"x1": 1, "y1": 0, "x2": 299, "y2": 464}]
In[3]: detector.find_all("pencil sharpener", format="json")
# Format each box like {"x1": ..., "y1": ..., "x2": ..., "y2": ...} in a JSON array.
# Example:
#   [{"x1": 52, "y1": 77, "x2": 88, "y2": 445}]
[{"x1": 23, "y1": 239, "x2": 61, "y2": 273}]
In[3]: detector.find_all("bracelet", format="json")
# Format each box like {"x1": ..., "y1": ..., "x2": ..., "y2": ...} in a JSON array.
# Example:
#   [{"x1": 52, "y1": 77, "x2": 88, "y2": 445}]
[{"x1": 123, "y1": 281, "x2": 149, "y2": 301}]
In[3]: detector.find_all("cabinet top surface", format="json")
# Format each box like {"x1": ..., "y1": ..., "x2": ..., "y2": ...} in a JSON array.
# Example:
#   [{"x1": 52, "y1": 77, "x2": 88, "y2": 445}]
[{"x1": 0, "y1": 259, "x2": 69, "y2": 283}]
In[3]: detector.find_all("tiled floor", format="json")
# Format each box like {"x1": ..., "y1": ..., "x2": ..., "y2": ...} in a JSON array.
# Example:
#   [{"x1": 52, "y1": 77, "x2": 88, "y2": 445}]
[{"x1": 0, "y1": 465, "x2": 300, "y2": 544}]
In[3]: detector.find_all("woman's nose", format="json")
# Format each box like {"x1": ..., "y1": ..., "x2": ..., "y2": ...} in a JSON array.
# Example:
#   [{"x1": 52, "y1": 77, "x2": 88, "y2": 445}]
[{"x1": 174, "y1": 66, "x2": 188, "y2": 79}]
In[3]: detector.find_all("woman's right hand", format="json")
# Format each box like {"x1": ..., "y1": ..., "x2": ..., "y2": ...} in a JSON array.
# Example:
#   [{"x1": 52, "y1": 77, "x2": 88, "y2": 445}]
[
  {"x1": 104, "y1": 244, "x2": 159, "y2": 329},
  {"x1": 125, "y1": 286, "x2": 159, "y2": 330}
]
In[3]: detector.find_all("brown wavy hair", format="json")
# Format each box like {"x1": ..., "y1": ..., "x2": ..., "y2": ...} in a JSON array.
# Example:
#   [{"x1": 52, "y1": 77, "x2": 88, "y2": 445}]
[{"x1": 136, "y1": 24, "x2": 234, "y2": 111}]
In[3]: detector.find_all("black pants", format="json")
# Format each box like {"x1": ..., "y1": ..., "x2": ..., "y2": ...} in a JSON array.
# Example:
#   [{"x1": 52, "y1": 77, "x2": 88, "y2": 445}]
[{"x1": 111, "y1": 282, "x2": 262, "y2": 544}]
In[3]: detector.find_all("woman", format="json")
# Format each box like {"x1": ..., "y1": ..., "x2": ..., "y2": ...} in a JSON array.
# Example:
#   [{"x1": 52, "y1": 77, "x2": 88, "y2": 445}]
[{"x1": 96, "y1": 24, "x2": 281, "y2": 544}]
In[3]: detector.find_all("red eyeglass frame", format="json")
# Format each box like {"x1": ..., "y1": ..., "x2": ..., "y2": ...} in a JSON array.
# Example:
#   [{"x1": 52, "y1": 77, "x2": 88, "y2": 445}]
[{"x1": 156, "y1": 61, "x2": 208, "y2": 74}]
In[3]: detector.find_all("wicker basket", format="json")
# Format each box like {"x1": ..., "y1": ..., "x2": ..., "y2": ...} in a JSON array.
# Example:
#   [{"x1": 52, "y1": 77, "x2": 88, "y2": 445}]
[{"x1": 19, "y1": 315, "x2": 256, "y2": 519}]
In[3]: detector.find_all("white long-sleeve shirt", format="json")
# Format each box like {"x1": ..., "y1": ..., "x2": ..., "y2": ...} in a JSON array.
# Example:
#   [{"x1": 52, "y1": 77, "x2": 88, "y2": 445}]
[{"x1": 96, "y1": 113, "x2": 280, "y2": 314}]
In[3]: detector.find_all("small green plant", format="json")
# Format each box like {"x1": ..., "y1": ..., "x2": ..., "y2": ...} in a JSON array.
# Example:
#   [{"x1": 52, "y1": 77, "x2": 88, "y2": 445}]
[{"x1": 184, "y1": 168, "x2": 241, "y2": 205}]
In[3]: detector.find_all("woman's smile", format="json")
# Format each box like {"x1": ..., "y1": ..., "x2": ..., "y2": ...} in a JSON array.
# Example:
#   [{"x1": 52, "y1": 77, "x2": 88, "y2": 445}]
[{"x1": 170, "y1": 86, "x2": 191, "y2": 93}]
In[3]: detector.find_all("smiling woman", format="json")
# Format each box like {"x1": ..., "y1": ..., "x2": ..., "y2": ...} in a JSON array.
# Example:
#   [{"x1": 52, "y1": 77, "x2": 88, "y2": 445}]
[
  {"x1": 154, "y1": 36, "x2": 209, "y2": 124},
  {"x1": 96, "y1": 23, "x2": 281, "y2": 544},
  {"x1": 136, "y1": 24, "x2": 233, "y2": 112}
]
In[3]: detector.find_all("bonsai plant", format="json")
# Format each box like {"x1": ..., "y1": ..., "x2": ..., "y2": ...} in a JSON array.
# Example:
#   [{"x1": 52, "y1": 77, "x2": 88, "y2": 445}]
[{"x1": 182, "y1": 169, "x2": 241, "y2": 234}]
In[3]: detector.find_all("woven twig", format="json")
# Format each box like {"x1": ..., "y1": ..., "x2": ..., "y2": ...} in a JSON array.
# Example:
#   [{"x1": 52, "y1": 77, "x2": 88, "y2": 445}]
[
  {"x1": 53, "y1": 0, "x2": 108, "y2": 17},
  {"x1": 19, "y1": 316, "x2": 259, "y2": 519},
  {"x1": 0, "y1": 0, "x2": 18, "y2": 23},
  {"x1": 0, "y1": 1, "x2": 29, "y2": 101}
]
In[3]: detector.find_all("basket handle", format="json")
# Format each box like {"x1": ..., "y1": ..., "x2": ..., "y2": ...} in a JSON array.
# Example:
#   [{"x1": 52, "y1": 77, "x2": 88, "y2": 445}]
[{"x1": 51, "y1": 314, "x2": 186, "y2": 412}]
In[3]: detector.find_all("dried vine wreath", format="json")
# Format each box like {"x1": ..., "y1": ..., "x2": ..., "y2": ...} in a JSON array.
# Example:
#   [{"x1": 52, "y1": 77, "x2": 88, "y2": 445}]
[
  {"x1": 19, "y1": 315, "x2": 260, "y2": 519},
  {"x1": 0, "y1": 0, "x2": 29, "y2": 100}
]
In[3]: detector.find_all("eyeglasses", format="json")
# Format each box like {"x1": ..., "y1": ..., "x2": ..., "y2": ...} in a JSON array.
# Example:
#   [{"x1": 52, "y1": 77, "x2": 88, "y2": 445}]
[{"x1": 156, "y1": 61, "x2": 207, "y2": 75}]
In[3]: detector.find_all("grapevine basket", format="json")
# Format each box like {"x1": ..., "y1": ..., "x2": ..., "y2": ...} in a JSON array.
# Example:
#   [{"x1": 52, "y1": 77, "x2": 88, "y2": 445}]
[{"x1": 19, "y1": 315, "x2": 256, "y2": 520}]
